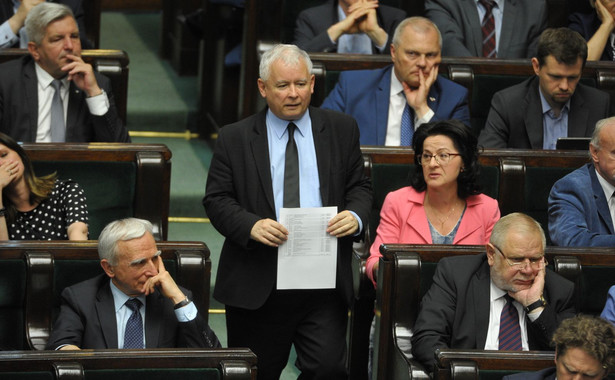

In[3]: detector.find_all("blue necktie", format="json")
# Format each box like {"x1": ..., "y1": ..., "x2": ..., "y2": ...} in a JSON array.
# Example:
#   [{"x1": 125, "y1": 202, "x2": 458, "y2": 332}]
[
  {"x1": 123, "y1": 298, "x2": 144, "y2": 349},
  {"x1": 499, "y1": 294, "x2": 522, "y2": 350},
  {"x1": 50, "y1": 79, "x2": 66, "y2": 142},
  {"x1": 400, "y1": 103, "x2": 414, "y2": 146}
]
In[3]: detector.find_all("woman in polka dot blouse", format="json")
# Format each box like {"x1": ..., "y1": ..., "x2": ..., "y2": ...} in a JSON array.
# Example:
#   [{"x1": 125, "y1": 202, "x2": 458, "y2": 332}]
[{"x1": 0, "y1": 133, "x2": 88, "y2": 240}]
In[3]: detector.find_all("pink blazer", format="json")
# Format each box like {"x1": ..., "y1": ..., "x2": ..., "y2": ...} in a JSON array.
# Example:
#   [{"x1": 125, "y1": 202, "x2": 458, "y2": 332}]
[{"x1": 366, "y1": 186, "x2": 500, "y2": 287}]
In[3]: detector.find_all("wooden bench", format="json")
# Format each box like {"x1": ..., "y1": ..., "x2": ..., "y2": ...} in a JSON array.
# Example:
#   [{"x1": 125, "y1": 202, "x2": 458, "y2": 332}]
[
  {"x1": 0, "y1": 49, "x2": 129, "y2": 124},
  {"x1": 0, "y1": 348, "x2": 256, "y2": 379},
  {"x1": 23, "y1": 142, "x2": 171, "y2": 241},
  {"x1": 309, "y1": 54, "x2": 615, "y2": 136},
  {"x1": 434, "y1": 349, "x2": 555, "y2": 380},
  {"x1": 0, "y1": 240, "x2": 211, "y2": 351},
  {"x1": 373, "y1": 244, "x2": 615, "y2": 380}
]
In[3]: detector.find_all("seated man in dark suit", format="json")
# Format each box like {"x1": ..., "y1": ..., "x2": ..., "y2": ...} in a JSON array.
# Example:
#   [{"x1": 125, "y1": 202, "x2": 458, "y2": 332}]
[
  {"x1": 479, "y1": 28, "x2": 610, "y2": 149},
  {"x1": 46, "y1": 218, "x2": 220, "y2": 350},
  {"x1": 411, "y1": 213, "x2": 576, "y2": 374},
  {"x1": 321, "y1": 16, "x2": 469, "y2": 146},
  {"x1": 503, "y1": 315, "x2": 615, "y2": 380},
  {"x1": 0, "y1": 2, "x2": 129, "y2": 142},
  {"x1": 293, "y1": 0, "x2": 406, "y2": 54},
  {"x1": 0, "y1": 0, "x2": 91, "y2": 49},
  {"x1": 548, "y1": 117, "x2": 615, "y2": 247},
  {"x1": 569, "y1": 0, "x2": 615, "y2": 61}
]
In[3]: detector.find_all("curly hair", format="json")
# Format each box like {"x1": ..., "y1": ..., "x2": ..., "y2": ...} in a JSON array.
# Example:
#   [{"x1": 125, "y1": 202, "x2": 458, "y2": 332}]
[
  {"x1": 410, "y1": 119, "x2": 481, "y2": 199},
  {"x1": 553, "y1": 315, "x2": 615, "y2": 373}
]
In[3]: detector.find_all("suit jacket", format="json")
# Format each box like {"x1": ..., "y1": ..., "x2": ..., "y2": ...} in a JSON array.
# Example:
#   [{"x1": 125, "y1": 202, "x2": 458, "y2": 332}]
[
  {"x1": 0, "y1": 55, "x2": 130, "y2": 142},
  {"x1": 0, "y1": 0, "x2": 92, "y2": 49},
  {"x1": 502, "y1": 367, "x2": 557, "y2": 380},
  {"x1": 46, "y1": 274, "x2": 220, "y2": 350},
  {"x1": 321, "y1": 65, "x2": 470, "y2": 145},
  {"x1": 293, "y1": 0, "x2": 406, "y2": 53},
  {"x1": 548, "y1": 163, "x2": 615, "y2": 247},
  {"x1": 366, "y1": 187, "x2": 500, "y2": 286},
  {"x1": 425, "y1": 0, "x2": 547, "y2": 58},
  {"x1": 478, "y1": 76, "x2": 610, "y2": 149},
  {"x1": 569, "y1": 12, "x2": 613, "y2": 62},
  {"x1": 204, "y1": 106, "x2": 373, "y2": 309},
  {"x1": 411, "y1": 253, "x2": 576, "y2": 373}
]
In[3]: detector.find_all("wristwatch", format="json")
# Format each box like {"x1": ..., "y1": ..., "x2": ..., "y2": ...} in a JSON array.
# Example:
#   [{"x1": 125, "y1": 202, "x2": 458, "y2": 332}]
[
  {"x1": 174, "y1": 297, "x2": 191, "y2": 310},
  {"x1": 524, "y1": 295, "x2": 547, "y2": 313}
]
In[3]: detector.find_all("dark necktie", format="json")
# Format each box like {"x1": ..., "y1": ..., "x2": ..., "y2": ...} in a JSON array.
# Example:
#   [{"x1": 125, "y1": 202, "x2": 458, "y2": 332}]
[
  {"x1": 498, "y1": 294, "x2": 522, "y2": 350},
  {"x1": 50, "y1": 79, "x2": 66, "y2": 142},
  {"x1": 123, "y1": 298, "x2": 144, "y2": 349},
  {"x1": 283, "y1": 123, "x2": 300, "y2": 208},
  {"x1": 400, "y1": 103, "x2": 414, "y2": 146},
  {"x1": 480, "y1": 0, "x2": 496, "y2": 58}
]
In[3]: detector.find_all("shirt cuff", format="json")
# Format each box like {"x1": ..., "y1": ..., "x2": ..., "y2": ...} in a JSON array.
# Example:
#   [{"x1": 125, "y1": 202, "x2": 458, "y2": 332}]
[
  {"x1": 414, "y1": 108, "x2": 434, "y2": 129},
  {"x1": 0, "y1": 21, "x2": 18, "y2": 49},
  {"x1": 174, "y1": 301, "x2": 198, "y2": 322},
  {"x1": 348, "y1": 210, "x2": 363, "y2": 237},
  {"x1": 376, "y1": 36, "x2": 387, "y2": 52},
  {"x1": 526, "y1": 308, "x2": 543, "y2": 322},
  {"x1": 85, "y1": 89, "x2": 110, "y2": 116}
]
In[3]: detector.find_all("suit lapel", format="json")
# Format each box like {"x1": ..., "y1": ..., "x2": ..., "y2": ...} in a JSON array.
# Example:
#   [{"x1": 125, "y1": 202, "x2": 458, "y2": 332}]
[
  {"x1": 589, "y1": 166, "x2": 615, "y2": 234},
  {"x1": 453, "y1": 200, "x2": 481, "y2": 243},
  {"x1": 376, "y1": 67, "x2": 393, "y2": 145},
  {"x1": 568, "y1": 90, "x2": 589, "y2": 137},
  {"x1": 524, "y1": 78, "x2": 544, "y2": 149},
  {"x1": 66, "y1": 82, "x2": 84, "y2": 141},
  {"x1": 23, "y1": 59, "x2": 39, "y2": 142},
  {"x1": 498, "y1": 0, "x2": 517, "y2": 57},
  {"x1": 472, "y1": 260, "x2": 491, "y2": 348},
  {"x1": 404, "y1": 192, "x2": 431, "y2": 243},
  {"x1": 250, "y1": 110, "x2": 276, "y2": 214},
  {"x1": 310, "y1": 108, "x2": 331, "y2": 205},
  {"x1": 462, "y1": 0, "x2": 483, "y2": 56},
  {"x1": 144, "y1": 292, "x2": 163, "y2": 348},
  {"x1": 95, "y1": 282, "x2": 118, "y2": 348},
  {"x1": 427, "y1": 80, "x2": 441, "y2": 118}
]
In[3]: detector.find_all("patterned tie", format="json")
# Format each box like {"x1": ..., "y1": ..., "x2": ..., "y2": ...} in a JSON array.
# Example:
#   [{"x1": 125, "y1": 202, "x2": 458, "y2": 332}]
[
  {"x1": 50, "y1": 79, "x2": 66, "y2": 142},
  {"x1": 283, "y1": 123, "x2": 300, "y2": 208},
  {"x1": 498, "y1": 294, "x2": 522, "y2": 350},
  {"x1": 400, "y1": 103, "x2": 414, "y2": 146},
  {"x1": 479, "y1": 0, "x2": 497, "y2": 58},
  {"x1": 123, "y1": 298, "x2": 144, "y2": 349}
]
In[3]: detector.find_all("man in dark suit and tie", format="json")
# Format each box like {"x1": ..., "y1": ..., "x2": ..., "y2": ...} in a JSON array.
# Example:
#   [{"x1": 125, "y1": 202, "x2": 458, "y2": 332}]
[
  {"x1": 503, "y1": 315, "x2": 615, "y2": 380},
  {"x1": 0, "y1": 2, "x2": 129, "y2": 142},
  {"x1": 321, "y1": 17, "x2": 470, "y2": 146},
  {"x1": 204, "y1": 44, "x2": 372, "y2": 380},
  {"x1": 411, "y1": 213, "x2": 576, "y2": 374},
  {"x1": 478, "y1": 28, "x2": 610, "y2": 149},
  {"x1": 46, "y1": 218, "x2": 220, "y2": 350}
]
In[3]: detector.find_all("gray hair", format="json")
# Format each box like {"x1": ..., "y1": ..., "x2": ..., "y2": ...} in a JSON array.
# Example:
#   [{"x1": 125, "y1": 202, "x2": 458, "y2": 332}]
[
  {"x1": 490, "y1": 212, "x2": 546, "y2": 251},
  {"x1": 25, "y1": 2, "x2": 75, "y2": 45},
  {"x1": 590, "y1": 117, "x2": 615, "y2": 151},
  {"x1": 259, "y1": 44, "x2": 313, "y2": 81},
  {"x1": 98, "y1": 218, "x2": 154, "y2": 265},
  {"x1": 392, "y1": 16, "x2": 442, "y2": 49}
]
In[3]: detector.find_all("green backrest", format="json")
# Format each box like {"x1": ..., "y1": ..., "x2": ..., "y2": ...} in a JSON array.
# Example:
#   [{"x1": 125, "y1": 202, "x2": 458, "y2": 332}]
[
  {"x1": 0, "y1": 373, "x2": 53, "y2": 380},
  {"x1": 32, "y1": 161, "x2": 136, "y2": 240},
  {"x1": 578, "y1": 266, "x2": 612, "y2": 315},
  {"x1": 0, "y1": 259, "x2": 27, "y2": 350}
]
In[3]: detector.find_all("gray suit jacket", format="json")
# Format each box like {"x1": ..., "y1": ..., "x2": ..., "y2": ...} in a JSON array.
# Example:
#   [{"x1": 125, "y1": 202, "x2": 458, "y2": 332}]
[
  {"x1": 0, "y1": 55, "x2": 130, "y2": 142},
  {"x1": 425, "y1": 0, "x2": 547, "y2": 58},
  {"x1": 478, "y1": 76, "x2": 610, "y2": 149}
]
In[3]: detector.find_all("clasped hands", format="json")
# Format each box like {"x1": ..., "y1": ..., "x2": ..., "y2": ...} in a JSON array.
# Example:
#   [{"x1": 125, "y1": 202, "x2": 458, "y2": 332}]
[{"x1": 328, "y1": 0, "x2": 386, "y2": 45}]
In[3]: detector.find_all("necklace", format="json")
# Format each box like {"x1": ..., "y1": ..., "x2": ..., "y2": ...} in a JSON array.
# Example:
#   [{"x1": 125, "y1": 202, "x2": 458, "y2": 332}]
[{"x1": 425, "y1": 195, "x2": 460, "y2": 231}]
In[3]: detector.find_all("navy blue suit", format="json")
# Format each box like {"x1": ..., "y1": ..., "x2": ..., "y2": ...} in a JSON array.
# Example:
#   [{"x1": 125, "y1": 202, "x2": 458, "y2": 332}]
[
  {"x1": 548, "y1": 163, "x2": 615, "y2": 247},
  {"x1": 321, "y1": 65, "x2": 470, "y2": 146}
]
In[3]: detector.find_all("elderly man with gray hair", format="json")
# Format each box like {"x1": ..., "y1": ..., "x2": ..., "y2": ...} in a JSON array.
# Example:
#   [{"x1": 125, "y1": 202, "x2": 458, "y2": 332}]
[
  {"x1": 549, "y1": 116, "x2": 615, "y2": 246},
  {"x1": 46, "y1": 217, "x2": 220, "y2": 350}
]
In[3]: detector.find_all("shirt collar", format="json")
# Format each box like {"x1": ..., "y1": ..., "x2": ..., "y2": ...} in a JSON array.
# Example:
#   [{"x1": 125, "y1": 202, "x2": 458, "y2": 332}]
[
  {"x1": 475, "y1": 0, "x2": 504, "y2": 9},
  {"x1": 390, "y1": 68, "x2": 404, "y2": 98},
  {"x1": 266, "y1": 108, "x2": 311, "y2": 140},
  {"x1": 595, "y1": 167, "x2": 615, "y2": 203},
  {"x1": 538, "y1": 86, "x2": 570, "y2": 116},
  {"x1": 109, "y1": 279, "x2": 146, "y2": 313},
  {"x1": 34, "y1": 63, "x2": 68, "y2": 90},
  {"x1": 490, "y1": 279, "x2": 508, "y2": 302}
]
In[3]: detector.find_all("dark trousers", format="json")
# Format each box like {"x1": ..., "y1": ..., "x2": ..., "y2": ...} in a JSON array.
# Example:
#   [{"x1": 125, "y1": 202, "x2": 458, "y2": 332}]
[{"x1": 226, "y1": 289, "x2": 348, "y2": 380}]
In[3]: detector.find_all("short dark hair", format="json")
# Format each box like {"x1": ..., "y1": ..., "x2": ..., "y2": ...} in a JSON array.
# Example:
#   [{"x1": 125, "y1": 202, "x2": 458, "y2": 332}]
[
  {"x1": 536, "y1": 28, "x2": 587, "y2": 67},
  {"x1": 411, "y1": 119, "x2": 481, "y2": 199},
  {"x1": 553, "y1": 315, "x2": 615, "y2": 373}
]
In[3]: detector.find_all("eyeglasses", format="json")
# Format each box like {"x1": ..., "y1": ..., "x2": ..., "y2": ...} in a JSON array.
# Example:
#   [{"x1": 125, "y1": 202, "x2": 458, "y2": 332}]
[
  {"x1": 418, "y1": 152, "x2": 461, "y2": 166},
  {"x1": 491, "y1": 244, "x2": 546, "y2": 269}
]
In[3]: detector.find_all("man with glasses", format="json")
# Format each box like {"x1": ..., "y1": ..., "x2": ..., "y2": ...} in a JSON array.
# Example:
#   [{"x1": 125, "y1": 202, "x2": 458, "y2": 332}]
[
  {"x1": 46, "y1": 218, "x2": 220, "y2": 350},
  {"x1": 411, "y1": 213, "x2": 576, "y2": 374}
]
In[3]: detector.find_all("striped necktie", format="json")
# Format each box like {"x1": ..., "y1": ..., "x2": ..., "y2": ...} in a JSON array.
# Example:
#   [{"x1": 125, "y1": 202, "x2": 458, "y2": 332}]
[
  {"x1": 499, "y1": 294, "x2": 522, "y2": 350},
  {"x1": 479, "y1": 0, "x2": 497, "y2": 58}
]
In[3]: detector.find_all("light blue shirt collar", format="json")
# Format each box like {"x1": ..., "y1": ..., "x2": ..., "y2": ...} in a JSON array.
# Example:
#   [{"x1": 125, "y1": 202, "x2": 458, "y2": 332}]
[{"x1": 109, "y1": 280, "x2": 146, "y2": 313}]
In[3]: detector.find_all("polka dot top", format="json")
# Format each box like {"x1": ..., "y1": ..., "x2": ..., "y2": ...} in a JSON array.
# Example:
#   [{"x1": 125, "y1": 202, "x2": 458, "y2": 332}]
[{"x1": 8, "y1": 179, "x2": 89, "y2": 240}]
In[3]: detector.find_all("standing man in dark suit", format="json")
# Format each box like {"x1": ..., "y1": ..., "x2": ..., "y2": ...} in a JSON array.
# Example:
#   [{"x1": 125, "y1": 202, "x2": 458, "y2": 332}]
[
  {"x1": 204, "y1": 44, "x2": 372, "y2": 380},
  {"x1": 411, "y1": 213, "x2": 576, "y2": 374},
  {"x1": 321, "y1": 17, "x2": 470, "y2": 146},
  {"x1": 46, "y1": 218, "x2": 220, "y2": 350},
  {"x1": 479, "y1": 28, "x2": 610, "y2": 149},
  {"x1": 503, "y1": 315, "x2": 615, "y2": 380},
  {"x1": 425, "y1": 0, "x2": 547, "y2": 58},
  {"x1": 293, "y1": 0, "x2": 406, "y2": 54},
  {"x1": 0, "y1": 2, "x2": 129, "y2": 142},
  {"x1": 0, "y1": 0, "x2": 91, "y2": 49}
]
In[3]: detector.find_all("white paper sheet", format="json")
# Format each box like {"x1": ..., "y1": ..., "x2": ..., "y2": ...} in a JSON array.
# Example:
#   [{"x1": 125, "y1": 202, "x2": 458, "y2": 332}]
[{"x1": 277, "y1": 206, "x2": 338, "y2": 289}]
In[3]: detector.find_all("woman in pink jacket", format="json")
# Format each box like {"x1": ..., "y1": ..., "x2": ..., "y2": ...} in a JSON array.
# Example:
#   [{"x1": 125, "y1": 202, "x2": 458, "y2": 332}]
[{"x1": 367, "y1": 119, "x2": 500, "y2": 287}]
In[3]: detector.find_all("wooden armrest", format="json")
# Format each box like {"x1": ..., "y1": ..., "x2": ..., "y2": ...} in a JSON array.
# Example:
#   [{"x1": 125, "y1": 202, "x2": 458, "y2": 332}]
[
  {"x1": 53, "y1": 362, "x2": 84, "y2": 380},
  {"x1": 219, "y1": 360, "x2": 254, "y2": 380},
  {"x1": 24, "y1": 251, "x2": 54, "y2": 350}
]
